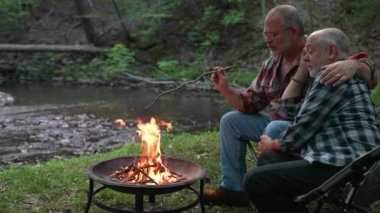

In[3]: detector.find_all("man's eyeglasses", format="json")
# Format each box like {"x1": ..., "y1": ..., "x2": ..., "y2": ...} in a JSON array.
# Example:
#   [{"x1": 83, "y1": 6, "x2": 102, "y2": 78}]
[{"x1": 262, "y1": 27, "x2": 292, "y2": 39}]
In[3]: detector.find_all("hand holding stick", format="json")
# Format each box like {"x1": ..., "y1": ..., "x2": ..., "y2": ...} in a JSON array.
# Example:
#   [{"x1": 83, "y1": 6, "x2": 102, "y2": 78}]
[{"x1": 145, "y1": 64, "x2": 239, "y2": 109}]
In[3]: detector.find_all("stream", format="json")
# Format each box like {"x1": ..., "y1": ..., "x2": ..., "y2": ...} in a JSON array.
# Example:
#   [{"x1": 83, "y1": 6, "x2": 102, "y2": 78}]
[{"x1": 0, "y1": 82, "x2": 232, "y2": 166}]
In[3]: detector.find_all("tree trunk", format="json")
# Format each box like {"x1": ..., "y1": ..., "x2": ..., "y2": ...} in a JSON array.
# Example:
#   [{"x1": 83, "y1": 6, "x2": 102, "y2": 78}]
[
  {"x1": 260, "y1": 0, "x2": 266, "y2": 20},
  {"x1": 111, "y1": 0, "x2": 135, "y2": 43},
  {"x1": 73, "y1": 0, "x2": 103, "y2": 46}
]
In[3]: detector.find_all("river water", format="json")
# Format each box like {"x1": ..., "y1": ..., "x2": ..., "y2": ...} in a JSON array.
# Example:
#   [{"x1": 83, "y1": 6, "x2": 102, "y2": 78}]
[
  {"x1": 1, "y1": 82, "x2": 232, "y2": 123},
  {"x1": 0, "y1": 82, "x2": 232, "y2": 165}
]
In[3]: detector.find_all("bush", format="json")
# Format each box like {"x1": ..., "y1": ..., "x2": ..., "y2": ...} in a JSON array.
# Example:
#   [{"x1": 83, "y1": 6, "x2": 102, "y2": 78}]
[{"x1": 88, "y1": 44, "x2": 135, "y2": 77}]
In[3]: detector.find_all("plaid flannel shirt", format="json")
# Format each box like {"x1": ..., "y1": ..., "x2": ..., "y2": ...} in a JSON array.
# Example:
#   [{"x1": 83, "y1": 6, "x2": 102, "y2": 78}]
[
  {"x1": 268, "y1": 52, "x2": 376, "y2": 120},
  {"x1": 239, "y1": 56, "x2": 298, "y2": 117},
  {"x1": 278, "y1": 73, "x2": 380, "y2": 166}
]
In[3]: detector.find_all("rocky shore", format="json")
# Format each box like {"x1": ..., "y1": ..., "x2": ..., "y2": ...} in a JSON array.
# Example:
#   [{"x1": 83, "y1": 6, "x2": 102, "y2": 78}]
[{"x1": 0, "y1": 104, "x2": 137, "y2": 166}]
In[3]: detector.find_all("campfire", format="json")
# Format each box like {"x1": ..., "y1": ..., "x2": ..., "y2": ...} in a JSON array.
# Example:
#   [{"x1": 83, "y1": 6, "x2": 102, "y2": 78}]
[
  {"x1": 110, "y1": 117, "x2": 185, "y2": 185},
  {"x1": 86, "y1": 117, "x2": 207, "y2": 213}
]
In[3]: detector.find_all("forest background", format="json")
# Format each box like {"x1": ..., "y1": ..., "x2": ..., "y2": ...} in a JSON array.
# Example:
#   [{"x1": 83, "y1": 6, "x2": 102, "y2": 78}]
[{"x1": 0, "y1": 0, "x2": 379, "y2": 100}]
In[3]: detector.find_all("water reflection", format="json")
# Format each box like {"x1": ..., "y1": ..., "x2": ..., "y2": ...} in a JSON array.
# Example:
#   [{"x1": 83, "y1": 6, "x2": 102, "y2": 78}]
[{"x1": 0, "y1": 82, "x2": 233, "y2": 130}]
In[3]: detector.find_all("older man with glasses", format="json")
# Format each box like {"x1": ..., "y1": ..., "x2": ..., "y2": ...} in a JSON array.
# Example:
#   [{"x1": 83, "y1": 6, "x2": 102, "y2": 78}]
[
  {"x1": 263, "y1": 26, "x2": 292, "y2": 39},
  {"x1": 203, "y1": 4, "x2": 376, "y2": 206}
]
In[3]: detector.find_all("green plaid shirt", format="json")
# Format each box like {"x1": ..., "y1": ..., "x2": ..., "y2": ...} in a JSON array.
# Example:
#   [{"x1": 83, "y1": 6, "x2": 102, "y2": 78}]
[{"x1": 278, "y1": 73, "x2": 380, "y2": 166}]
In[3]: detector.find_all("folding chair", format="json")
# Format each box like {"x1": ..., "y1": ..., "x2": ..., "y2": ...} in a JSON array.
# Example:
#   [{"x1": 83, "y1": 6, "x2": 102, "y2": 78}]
[{"x1": 295, "y1": 145, "x2": 380, "y2": 213}]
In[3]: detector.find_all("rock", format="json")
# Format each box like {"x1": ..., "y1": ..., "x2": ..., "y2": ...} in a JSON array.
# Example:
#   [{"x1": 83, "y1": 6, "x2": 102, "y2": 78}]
[{"x1": 0, "y1": 91, "x2": 15, "y2": 106}]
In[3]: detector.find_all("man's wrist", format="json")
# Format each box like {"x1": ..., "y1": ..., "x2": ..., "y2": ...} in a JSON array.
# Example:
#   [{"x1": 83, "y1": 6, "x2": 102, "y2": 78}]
[{"x1": 359, "y1": 58, "x2": 375, "y2": 80}]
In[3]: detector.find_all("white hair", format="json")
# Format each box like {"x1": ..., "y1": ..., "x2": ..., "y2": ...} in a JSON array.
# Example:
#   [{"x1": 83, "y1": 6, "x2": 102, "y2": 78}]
[{"x1": 312, "y1": 28, "x2": 350, "y2": 59}]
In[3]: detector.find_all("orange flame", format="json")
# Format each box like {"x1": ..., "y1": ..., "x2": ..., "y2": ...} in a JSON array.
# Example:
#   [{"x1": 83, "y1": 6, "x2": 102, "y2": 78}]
[
  {"x1": 113, "y1": 118, "x2": 181, "y2": 185},
  {"x1": 111, "y1": 117, "x2": 182, "y2": 184},
  {"x1": 133, "y1": 117, "x2": 176, "y2": 184}
]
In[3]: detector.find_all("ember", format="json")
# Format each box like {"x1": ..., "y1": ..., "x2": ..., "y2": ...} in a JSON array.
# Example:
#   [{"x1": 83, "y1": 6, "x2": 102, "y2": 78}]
[
  {"x1": 115, "y1": 119, "x2": 126, "y2": 127},
  {"x1": 111, "y1": 117, "x2": 184, "y2": 185}
]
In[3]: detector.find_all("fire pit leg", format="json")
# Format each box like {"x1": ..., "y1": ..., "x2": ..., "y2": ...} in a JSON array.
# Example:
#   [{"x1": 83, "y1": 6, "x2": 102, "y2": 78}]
[
  {"x1": 149, "y1": 194, "x2": 156, "y2": 203},
  {"x1": 135, "y1": 194, "x2": 144, "y2": 212},
  {"x1": 84, "y1": 178, "x2": 94, "y2": 213},
  {"x1": 200, "y1": 179, "x2": 205, "y2": 213}
]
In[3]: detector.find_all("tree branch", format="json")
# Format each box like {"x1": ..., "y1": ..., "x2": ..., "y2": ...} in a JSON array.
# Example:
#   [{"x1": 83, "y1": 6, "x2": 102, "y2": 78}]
[{"x1": 145, "y1": 64, "x2": 239, "y2": 109}]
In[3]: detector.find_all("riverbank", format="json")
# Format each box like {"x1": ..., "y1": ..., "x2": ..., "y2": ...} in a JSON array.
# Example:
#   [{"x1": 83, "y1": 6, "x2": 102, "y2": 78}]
[{"x1": 0, "y1": 106, "x2": 134, "y2": 165}]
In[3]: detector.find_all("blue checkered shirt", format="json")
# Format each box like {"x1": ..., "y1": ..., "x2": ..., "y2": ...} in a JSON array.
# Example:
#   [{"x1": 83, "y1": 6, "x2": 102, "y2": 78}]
[{"x1": 277, "y1": 73, "x2": 380, "y2": 166}]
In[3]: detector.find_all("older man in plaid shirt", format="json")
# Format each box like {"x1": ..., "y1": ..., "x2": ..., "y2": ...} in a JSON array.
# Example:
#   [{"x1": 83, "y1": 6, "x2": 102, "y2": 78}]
[{"x1": 243, "y1": 28, "x2": 380, "y2": 213}]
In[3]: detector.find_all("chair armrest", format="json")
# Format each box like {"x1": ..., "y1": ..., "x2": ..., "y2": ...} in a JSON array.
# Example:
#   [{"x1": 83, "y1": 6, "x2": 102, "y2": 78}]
[
  {"x1": 295, "y1": 165, "x2": 353, "y2": 205},
  {"x1": 295, "y1": 145, "x2": 380, "y2": 205},
  {"x1": 295, "y1": 189, "x2": 324, "y2": 205}
]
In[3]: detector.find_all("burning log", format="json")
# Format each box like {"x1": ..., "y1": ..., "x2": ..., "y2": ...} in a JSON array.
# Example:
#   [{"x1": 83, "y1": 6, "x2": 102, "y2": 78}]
[
  {"x1": 110, "y1": 162, "x2": 185, "y2": 185},
  {"x1": 144, "y1": 64, "x2": 240, "y2": 109},
  {"x1": 110, "y1": 164, "x2": 157, "y2": 184}
]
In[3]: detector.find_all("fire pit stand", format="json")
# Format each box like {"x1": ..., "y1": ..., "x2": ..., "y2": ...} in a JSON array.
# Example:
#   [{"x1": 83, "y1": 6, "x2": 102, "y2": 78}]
[{"x1": 85, "y1": 156, "x2": 207, "y2": 213}]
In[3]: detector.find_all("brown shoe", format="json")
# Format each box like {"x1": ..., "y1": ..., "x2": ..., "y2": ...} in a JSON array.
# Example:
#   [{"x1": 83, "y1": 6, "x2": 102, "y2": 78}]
[{"x1": 202, "y1": 187, "x2": 250, "y2": 207}]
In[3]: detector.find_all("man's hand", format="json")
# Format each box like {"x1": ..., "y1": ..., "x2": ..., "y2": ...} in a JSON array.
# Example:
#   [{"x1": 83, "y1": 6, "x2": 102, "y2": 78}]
[
  {"x1": 258, "y1": 135, "x2": 281, "y2": 153},
  {"x1": 282, "y1": 48, "x2": 310, "y2": 99},
  {"x1": 296, "y1": 48, "x2": 310, "y2": 80},
  {"x1": 320, "y1": 60, "x2": 356, "y2": 86},
  {"x1": 211, "y1": 67, "x2": 229, "y2": 93}
]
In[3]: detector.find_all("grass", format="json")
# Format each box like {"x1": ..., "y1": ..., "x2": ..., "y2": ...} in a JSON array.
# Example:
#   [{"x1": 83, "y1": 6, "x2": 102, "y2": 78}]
[{"x1": 0, "y1": 131, "x2": 254, "y2": 213}]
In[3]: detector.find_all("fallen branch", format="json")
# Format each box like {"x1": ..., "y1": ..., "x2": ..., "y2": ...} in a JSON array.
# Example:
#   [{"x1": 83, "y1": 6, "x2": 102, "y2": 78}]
[
  {"x1": 0, "y1": 44, "x2": 106, "y2": 54},
  {"x1": 121, "y1": 72, "x2": 177, "y2": 85},
  {"x1": 145, "y1": 64, "x2": 239, "y2": 109}
]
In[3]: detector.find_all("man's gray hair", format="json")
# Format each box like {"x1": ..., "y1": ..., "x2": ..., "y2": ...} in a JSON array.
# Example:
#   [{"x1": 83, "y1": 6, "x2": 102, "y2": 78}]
[
  {"x1": 270, "y1": 5, "x2": 304, "y2": 35},
  {"x1": 316, "y1": 28, "x2": 350, "y2": 59}
]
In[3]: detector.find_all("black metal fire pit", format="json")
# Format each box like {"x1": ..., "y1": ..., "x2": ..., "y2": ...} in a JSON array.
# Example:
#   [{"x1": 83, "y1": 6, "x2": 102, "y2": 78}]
[{"x1": 85, "y1": 156, "x2": 207, "y2": 213}]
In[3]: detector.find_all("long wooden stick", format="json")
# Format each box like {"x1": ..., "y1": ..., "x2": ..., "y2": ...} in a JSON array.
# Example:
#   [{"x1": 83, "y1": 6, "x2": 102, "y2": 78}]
[{"x1": 145, "y1": 64, "x2": 239, "y2": 109}]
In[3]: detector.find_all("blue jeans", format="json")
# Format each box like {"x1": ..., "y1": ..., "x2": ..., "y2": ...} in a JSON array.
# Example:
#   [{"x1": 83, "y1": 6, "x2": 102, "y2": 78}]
[
  {"x1": 264, "y1": 120, "x2": 292, "y2": 139},
  {"x1": 220, "y1": 111, "x2": 291, "y2": 191}
]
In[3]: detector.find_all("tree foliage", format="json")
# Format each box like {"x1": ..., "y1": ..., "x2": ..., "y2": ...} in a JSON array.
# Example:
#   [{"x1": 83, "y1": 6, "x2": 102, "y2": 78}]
[
  {"x1": 0, "y1": 0, "x2": 40, "y2": 42},
  {"x1": 88, "y1": 43, "x2": 135, "y2": 77},
  {"x1": 0, "y1": 0, "x2": 377, "y2": 88},
  {"x1": 339, "y1": 0, "x2": 380, "y2": 28}
]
